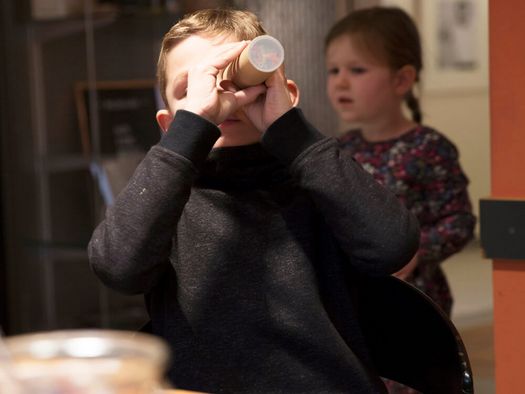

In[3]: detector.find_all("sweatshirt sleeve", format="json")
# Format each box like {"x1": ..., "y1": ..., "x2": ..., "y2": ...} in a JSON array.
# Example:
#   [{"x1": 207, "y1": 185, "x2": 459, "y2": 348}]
[
  {"x1": 88, "y1": 110, "x2": 220, "y2": 294},
  {"x1": 262, "y1": 108, "x2": 420, "y2": 276},
  {"x1": 415, "y1": 134, "x2": 476, "y2": 267}
]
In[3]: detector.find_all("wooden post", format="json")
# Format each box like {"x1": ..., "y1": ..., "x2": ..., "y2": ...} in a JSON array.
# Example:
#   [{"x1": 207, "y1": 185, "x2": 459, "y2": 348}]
[{"x1": 489, "y1": 0, "x2": 525, "y2": 391}]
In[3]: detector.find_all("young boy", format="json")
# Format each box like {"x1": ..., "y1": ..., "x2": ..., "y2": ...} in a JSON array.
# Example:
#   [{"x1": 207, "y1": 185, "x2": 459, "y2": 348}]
[{"x1": 88, "y1": 8, "x2": 419, "y2": 393}]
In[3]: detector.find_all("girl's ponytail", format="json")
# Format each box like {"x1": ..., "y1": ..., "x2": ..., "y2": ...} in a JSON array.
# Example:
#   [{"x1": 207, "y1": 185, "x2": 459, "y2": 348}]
[{"x1": 406, "y1": 90, "x2": 422, "y2": 124}]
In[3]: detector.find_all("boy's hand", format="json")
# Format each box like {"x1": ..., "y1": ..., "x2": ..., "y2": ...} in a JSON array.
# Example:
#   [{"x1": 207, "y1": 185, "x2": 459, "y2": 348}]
[
  {"x1": 185, "y1": 41, "x2": 266, "y2": 125},
  {"x1": 242, "y1": 66, "x2": 294, "y2": 132}
]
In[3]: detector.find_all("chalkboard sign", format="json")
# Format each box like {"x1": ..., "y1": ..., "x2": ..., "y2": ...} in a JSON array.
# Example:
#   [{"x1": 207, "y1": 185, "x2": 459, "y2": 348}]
[{"x1": 75, "y1": 79, "x2": 161, "y2": 157}]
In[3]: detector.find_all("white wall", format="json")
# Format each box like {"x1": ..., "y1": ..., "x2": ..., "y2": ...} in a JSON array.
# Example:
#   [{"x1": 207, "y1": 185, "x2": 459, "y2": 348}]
[
  {"x1": 419, "y1": 0, "x2": 490, "y2": 236},
  {"x1": 422, "y1": 90, "x2": 490, "y2": 236}
]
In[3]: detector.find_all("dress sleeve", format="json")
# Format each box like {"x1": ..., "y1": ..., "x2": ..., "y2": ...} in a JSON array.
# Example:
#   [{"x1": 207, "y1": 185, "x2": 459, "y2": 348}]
[
  {"x1": 88, "y1": 111, "x2": 220, "y2": 295},
  {"x1": 414, "y1": 133, "x2": 476, "y2": 266},
  {"x1": 262, "y1": 108, "x2": 420, "y2": 276}
]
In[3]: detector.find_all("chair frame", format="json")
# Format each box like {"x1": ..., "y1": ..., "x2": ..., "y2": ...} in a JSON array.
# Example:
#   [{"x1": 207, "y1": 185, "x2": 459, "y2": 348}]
[{"x1": 356, "y1": 275, "x2": 474, "y2": 394}]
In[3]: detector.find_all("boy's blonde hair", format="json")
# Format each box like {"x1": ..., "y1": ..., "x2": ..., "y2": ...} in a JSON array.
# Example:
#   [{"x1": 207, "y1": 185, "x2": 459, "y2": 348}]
[{"x1": 157, "y1": 8, "x2": 267, "y2": 107}]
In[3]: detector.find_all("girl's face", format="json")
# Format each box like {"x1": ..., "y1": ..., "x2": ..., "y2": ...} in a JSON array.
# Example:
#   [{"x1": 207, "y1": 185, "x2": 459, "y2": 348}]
[{"x1": 325, "y1": 34, "x2": 402, "y2": 125}]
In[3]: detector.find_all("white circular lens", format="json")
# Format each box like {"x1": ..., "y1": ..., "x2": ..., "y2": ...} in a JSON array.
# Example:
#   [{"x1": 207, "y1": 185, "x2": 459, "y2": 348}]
[{"x1": 248, "y1": 35, "x2": 285, "y2": 72}]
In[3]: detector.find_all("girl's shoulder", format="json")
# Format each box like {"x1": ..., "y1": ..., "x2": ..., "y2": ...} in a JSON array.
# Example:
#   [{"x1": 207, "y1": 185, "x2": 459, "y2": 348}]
[
  {"x1": 398, "y1": 126, "x2": 463, "y2": 172},
  {"x1": 410, "y1": 126, "x2": 460, "y2": 157},
  {"x1": 338, "y1": 126, "x2": 460, "y2": 155}
]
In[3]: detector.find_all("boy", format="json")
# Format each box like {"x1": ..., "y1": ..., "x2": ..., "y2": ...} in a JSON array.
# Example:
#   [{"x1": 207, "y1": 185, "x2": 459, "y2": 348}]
[{"x1": 88, "y1": 8, "x2": 419, "y2": 393}]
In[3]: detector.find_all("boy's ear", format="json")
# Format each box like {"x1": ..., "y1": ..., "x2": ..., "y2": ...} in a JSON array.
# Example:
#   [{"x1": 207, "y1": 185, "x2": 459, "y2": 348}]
[
  {"x1": 156, "y1": 109, "x2": 173, "y2": 133},
  {"x1": 286, "y1": 79, "x2": 300, "y2": 107},
  {"x1": 394, "y1": 65, "x2": 417, "y2": 96}
]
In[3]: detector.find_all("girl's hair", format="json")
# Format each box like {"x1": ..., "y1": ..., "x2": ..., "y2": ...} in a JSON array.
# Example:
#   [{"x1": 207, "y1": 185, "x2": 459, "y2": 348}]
[
  {"x1": 325, "y1": 7, "x2": 423, "y2": 123},
  {"x1": 157, "y1": 8, "x2": 267, "y2": 108}
]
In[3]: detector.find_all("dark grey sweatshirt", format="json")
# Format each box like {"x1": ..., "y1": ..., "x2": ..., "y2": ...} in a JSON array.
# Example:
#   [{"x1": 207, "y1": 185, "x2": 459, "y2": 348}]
[{"x1": 88, "y1": 108, "x2": 419, "y2": 393}]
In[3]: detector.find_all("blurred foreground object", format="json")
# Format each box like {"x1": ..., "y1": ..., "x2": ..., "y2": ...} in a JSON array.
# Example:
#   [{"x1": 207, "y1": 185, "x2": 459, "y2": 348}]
[{"x1": 0, "y1": 329, "x2": 170, "y2": 393}]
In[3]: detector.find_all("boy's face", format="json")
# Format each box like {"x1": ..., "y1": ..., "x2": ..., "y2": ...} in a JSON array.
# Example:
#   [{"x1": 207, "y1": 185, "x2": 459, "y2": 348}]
[
  {"x1": 325, "y1": 34, "x2": 402, "y2": 125},
  {"x1": 159, "y1": 33, "x2": 261, "y2": 143}
]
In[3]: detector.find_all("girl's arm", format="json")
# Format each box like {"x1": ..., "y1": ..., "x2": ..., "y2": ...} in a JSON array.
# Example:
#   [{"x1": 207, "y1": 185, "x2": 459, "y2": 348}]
[{"x1": 415, "y1": 134, "x2": 476, "y2": 267}]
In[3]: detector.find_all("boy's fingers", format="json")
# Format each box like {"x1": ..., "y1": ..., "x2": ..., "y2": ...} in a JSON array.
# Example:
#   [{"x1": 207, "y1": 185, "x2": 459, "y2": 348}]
[
  {"x1": 233, "y1": 85, "x2": 266, "y2": 107},
  {"x1": 209, "y1": 41, "x2": 248, "y2": 71},
  {"x1": 263, "y1": 66, "x2": 286, "y2": 87},
  {"x1": 189, "y1": 41, "x2": 247, "y2": 85},
  {"x1": 219, "y1": 80, "x2": 239, "y2": 92}
]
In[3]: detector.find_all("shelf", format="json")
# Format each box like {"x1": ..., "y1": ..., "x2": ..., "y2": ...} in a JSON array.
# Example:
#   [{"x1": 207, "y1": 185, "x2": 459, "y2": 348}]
[
  {"x1": 26, "y1": 4, "x2": 181, "y2": 42},
  {"x1": 28, "y1": 11, "x2": 118, "y2": 42},
  {"x1": 24, "y1": 238, "x2": 88, "y2": 261},
  {"x1": 8, "y1": 1, "x2": 177, "y2": 333},
  {"x1": 44, "y1": 154, "x2": 91, "y2": 173}
]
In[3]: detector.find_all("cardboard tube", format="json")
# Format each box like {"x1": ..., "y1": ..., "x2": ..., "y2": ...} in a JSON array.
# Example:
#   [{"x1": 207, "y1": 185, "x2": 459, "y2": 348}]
[{"x1": 222, "y1": 35, "x2": 285, "y2": 89}]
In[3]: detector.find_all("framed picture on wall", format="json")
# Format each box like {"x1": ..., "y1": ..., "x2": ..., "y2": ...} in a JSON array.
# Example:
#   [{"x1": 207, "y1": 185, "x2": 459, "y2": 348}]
[
  {"x1": 380, "y1": 0, "x2": 488, "y2": 94},
  {"x1": 75, "y1": 79, "x2": 162, "y2": 157},
  {"x1": 420, "y1": 0, "x2": 489, "y2": 93}
]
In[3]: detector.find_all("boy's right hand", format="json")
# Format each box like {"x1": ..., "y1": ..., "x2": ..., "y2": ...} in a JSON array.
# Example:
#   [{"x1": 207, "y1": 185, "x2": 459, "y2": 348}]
[{"x1": 184, "y1": 41, "x2": 266, "y2": 125}]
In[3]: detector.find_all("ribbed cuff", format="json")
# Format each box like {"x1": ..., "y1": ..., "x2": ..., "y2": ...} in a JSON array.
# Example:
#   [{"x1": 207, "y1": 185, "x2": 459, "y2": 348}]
[
  {"x1": 159, "y1": 110, "x2": 220, "y2": 168},
  {"x1": 261, "y1": 108, "x2": 325, "y2": 166}
]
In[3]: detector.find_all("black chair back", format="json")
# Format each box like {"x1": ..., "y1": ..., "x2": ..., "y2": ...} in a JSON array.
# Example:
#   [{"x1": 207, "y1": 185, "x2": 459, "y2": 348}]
[{"x1": 356, "y1": 276, "x2": 474, "y2": 394}]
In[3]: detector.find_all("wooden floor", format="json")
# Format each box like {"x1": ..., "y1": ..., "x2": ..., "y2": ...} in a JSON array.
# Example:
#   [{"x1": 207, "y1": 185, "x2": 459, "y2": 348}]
[
  {"x1": 443, "y1": 240, "x2": 495, "y2": 394},
  {"x1": 458, "y1": 322, "x2": 494, "y2": 393}
]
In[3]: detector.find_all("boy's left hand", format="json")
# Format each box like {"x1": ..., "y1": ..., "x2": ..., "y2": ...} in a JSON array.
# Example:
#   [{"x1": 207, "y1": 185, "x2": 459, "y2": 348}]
[{"x1": 242, "y1": 66, "x2": 295, "y2": 132}]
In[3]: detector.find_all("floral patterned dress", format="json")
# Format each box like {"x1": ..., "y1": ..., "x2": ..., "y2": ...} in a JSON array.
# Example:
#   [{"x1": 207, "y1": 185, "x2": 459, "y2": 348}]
[{"x1": 339, "y1": 126, "x2": 476, "y2": 315}]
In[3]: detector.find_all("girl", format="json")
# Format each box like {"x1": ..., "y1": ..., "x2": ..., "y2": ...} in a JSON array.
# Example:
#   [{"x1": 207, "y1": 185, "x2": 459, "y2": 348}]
[
  {"x1": 325, "y1": 6, "x2": 475, "y2": 320},
  {"x1": 325, "y1": 8, "x2": 476, "y2": 393}
]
